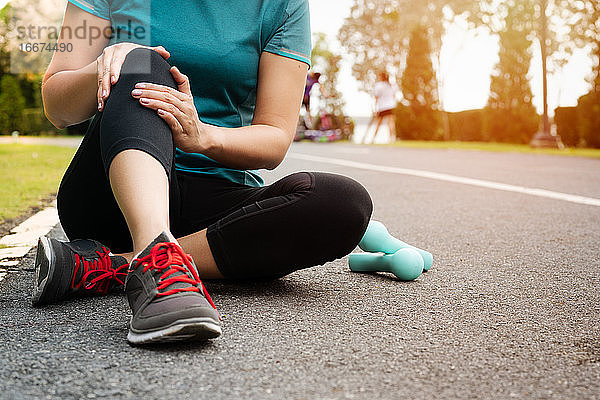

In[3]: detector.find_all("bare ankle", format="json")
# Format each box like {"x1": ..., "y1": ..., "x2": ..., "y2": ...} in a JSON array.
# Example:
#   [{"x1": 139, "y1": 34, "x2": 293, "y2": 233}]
[{"x1": 132, "y1": 227, "x2": 175, "y2": 256}]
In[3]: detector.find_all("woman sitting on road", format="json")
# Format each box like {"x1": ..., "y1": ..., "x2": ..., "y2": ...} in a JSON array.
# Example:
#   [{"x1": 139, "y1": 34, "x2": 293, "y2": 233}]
[{"x1": 34, "y1": 0, "x2": 373, "y2": 344}]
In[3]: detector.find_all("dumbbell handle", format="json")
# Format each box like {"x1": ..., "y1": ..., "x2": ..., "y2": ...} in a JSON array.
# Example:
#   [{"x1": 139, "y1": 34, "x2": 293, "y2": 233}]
[
  {"x1": 349, "y1": 253, "x2": 395, "y2": 273},
  {"x1": 349, "y1": 248, "x2": 423, "y2": 281}
]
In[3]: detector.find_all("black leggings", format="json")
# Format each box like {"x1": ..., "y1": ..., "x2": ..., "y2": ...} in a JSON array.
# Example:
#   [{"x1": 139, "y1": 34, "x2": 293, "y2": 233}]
[{"x1": 57, "y1": 48, "x2": 373, "y2": 279}]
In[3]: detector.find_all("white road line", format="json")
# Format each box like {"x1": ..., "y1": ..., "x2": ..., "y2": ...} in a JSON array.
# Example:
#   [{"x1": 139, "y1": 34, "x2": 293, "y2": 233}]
[
  {"x1": 0, "y1": 205, "x2": 59, "y2": 283},
  {"x1": 288, "y1": 153, "x2": 600, "y2": 208}
]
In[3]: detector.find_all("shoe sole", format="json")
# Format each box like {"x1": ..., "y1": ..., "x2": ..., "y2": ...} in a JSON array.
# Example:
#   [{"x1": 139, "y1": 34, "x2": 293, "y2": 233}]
[
  {"x1": 31, "y1": 236, "x2": 55, "y2": 306},
  {"x1": 127, "y1": 317, "x2": 222, "y2": 345}
]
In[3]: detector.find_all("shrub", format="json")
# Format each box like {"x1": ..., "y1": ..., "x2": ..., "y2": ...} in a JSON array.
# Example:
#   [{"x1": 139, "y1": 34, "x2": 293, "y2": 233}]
[
  {"x1": 395, "y1": 103, "x2": 443, "y2": 141},
  {"x1": 576, "y1": 91, "x2": 600, "y2": 148},
  {"x1": 483, "y1": 104, "x2": 539, "y2": 144},
  {"x1": 554, "y1": 107, "x2": 579, "y2": 147},
  {"x1": 19, "y1": 108, "x2": 59, "y2": 135},
  {"x1": 0, "y1": 75, "x2": 26, "y2": 133},
  {"x1": 446, "y1": 110, "x2": 486, "y2": 142}
]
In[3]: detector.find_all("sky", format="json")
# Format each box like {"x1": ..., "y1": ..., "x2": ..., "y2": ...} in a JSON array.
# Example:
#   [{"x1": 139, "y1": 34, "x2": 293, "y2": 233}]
[
  {"x1": 308, "y1": 0, "x2": 594, "y2": 117},
  {"x1": 1, "y1": 0, "x2": 593, "y2": 117}
]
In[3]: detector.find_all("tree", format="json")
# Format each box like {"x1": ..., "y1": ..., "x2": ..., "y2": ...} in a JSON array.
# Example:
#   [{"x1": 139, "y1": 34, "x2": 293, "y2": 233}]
[
  {"x1": 402, "y1": 25, "x2": 439, "y2": 109},
  {"x1": 0, "y1": 74, "x2": 26, "y2": 133},
  {"x1": 0, "y1": 4, "x2": 12, "y2": 80},
  {"x1": 485, "y1": 0, "x2": 539, "y2": 143},
  {"x1": 478, "y1": 0, "x2": 568, "y2": 69},
  {"x1": 1, "y1": 0, "x2": 62, "y2": 134},
  {"x1": 561, "y1": 0, "x2": 600, "y2": 148},
  {"x1": 311, "y1": 33, "x2": 345, "y2": 118},
  {"x1": 398, "y1": 24, "x2": 442, "y2": 140},
  {"x1": 338, "y1": 0, "x2": 478, "y2": 90},
  {"x1": 560, "y1": 0, "x2": 600, "y2": 90}
]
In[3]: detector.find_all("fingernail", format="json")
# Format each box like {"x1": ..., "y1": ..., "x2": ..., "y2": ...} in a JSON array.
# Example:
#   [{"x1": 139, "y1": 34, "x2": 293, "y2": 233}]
[
  {"x1": 98, "y1": 102, "x2": 102, "y2": 110},
  {"x1": 135, "y1": 83, "x2": 146, "y2": 89},
  {"x1": 110, "y1": 75, "x2": 116, "y2": 84},
  {"x1": 131, "y1": 89, "x2": 142, "y2": 96},
  {"x1": 102, "y1": 89, "x2": 107, "y2": 98},
  {"x1": 158, "y1": 109, "x2": 165, "y2": 115},
  {"x1": 140, "y1": 98, "x2": 149, "y2": 105}
]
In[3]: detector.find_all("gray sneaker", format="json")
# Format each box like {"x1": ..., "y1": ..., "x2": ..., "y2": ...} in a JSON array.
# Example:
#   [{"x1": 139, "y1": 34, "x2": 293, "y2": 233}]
[
  {"x1": 125, "y1": 232, "x2": 222, "y2": 344},
  {"x1": 32, "y1": 237, "x2": 128, "y2": 306}
]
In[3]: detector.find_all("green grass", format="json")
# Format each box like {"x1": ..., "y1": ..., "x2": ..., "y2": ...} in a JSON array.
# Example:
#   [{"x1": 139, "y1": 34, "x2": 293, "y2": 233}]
[
  {"x1": 374, "y1": 140, "x2": 600, "y2": 159},
  {"x1": 0, "y1": 144, "x2": 75, "y2": 223}
]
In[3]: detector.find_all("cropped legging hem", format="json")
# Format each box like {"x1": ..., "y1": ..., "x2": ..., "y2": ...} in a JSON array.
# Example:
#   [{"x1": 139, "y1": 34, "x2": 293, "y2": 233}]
[{"x1": 102, "y1": 137, "x2": 174, "y2": 179}]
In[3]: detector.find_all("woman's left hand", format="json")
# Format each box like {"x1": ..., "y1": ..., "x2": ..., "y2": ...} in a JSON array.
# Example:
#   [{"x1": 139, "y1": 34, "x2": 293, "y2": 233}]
[{"x1": 131, "y1": 66, "x2": 211, "y2": 153}]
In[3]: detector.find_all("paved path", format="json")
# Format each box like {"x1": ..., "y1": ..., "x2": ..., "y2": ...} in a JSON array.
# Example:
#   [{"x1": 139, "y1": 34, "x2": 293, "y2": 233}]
[{"x1": 1, "y1": 142, "x2": 599, "y2": 399}]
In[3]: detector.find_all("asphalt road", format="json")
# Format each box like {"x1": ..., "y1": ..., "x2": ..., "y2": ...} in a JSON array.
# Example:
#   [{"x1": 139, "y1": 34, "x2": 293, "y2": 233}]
[{"x1": 1, "y1": 142, "x2": 599, "y2": 399}]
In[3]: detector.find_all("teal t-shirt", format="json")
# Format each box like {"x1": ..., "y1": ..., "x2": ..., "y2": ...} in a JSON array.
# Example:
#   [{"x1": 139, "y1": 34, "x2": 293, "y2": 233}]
[{"x1": 68, "y1": 0, "x2": 312, "y2": 187}]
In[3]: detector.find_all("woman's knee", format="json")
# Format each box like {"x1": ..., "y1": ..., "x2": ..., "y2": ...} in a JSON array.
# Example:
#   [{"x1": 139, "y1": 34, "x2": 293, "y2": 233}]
[
  {"x1": 118, "y1": 47, "x2": 176, "y2": 89},
  {"x1": 316, "y1": 172, "x2": 372, "y2": 217},
  {"x1": 102, "y1": 48, "x2": 176, "y2": 112},
  {"x1": 311, "y1": 172, "x2": 373, "y2": 247}
]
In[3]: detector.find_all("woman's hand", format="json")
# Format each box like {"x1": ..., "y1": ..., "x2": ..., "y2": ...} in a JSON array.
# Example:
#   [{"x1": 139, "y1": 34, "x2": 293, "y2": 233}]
[
  {"x1": 97, "y1": 42, "x2": 170, "y2": 111},
  {"x1": 132, "y1": 66, "x2": 212, "y2": 153}
]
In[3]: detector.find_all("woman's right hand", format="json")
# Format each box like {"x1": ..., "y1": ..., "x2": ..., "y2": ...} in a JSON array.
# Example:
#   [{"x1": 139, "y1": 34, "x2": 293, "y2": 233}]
[{"x1": 96, "y1": 43, "x2": 170, "y2": 111}]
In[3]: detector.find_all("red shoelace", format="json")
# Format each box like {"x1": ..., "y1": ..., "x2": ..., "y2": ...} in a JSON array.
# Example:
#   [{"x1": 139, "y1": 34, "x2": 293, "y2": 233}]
[
  {"x1": 72, "y1": 247, "x2": 129, "y2": 294},
  {"x1": 134, "y1": 242, "x2": 217, "y2": 310}
]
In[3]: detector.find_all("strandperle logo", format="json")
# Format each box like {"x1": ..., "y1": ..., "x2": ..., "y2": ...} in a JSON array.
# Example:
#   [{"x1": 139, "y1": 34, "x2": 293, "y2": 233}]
[
  {"x1": 8, "y1": 14, "x2": 151, "y2": 73},
  {"x1": 5, "y1": 0, "x2": 152, "y2": 73},
  {"x1": 15, "y1": 20, "x2": 148, "y2": 46}
]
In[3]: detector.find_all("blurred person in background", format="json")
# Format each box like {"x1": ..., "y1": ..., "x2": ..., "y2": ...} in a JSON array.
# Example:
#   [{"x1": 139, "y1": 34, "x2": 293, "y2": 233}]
[
  {"x1": 302, "y1": 70, "x2": 321, "y2": 127},
  {"x1": 364, "y1": 71, "x2": 397, "y2": 143}
]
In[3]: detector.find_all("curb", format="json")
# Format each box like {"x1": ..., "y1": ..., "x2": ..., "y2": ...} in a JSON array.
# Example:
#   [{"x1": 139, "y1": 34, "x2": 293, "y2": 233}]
[{"x1": 0, "y1": 203, "x2": 59, "y2": 283}]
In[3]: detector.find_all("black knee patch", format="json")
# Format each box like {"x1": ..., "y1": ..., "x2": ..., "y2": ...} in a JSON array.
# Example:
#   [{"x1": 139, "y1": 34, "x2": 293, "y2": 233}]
[
  {"x1": 311, "y1": 172, "x2": 374, "y2": 255},
  {"x1": 314, "y1": 173, "x2": 373, "y2": 223},
  {"x1": 119, "y1": 47, "x2": 176, "y2": 89}
]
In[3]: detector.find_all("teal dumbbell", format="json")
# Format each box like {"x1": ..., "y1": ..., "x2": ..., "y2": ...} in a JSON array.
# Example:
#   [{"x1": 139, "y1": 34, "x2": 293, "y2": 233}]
[
  {"x1": 349, "y1": 248, "x2": 424, "y2": 281},
  {"x1": 359, "y1": 220, "x2": 433, "y2": 271}
]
